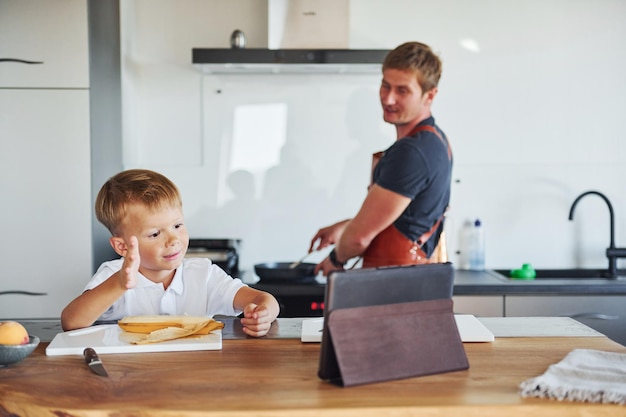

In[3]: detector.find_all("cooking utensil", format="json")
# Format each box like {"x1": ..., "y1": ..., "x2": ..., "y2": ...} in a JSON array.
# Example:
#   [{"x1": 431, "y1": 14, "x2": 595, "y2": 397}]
[
  {"x1": 254, "y1": 262, "x2": 317, "y2": 283},
  {"x1": 84, "y1": 347, "x2": 108, "y2": 377},
  {"x1": 289, "y1": 252, "x2": 313, "y2": 269}
]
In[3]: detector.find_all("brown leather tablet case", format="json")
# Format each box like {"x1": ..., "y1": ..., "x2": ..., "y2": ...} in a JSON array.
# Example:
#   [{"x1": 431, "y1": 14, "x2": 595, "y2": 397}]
[
  {"x1": 318, "y1": 263, "x2": 456, "y2": 383},
  {"x1": 326, "y1": 298, "x2": 469, "y2": 387}
]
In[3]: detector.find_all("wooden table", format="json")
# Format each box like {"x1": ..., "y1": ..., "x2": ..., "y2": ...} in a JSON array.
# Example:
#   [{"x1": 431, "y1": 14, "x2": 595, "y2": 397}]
[{"x1": 1, "y1": 327, "x2": 625, "y2": 417}]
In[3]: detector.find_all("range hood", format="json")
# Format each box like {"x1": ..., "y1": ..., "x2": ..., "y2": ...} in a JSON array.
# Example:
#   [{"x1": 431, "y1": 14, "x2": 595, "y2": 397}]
[
  {"x1": 192, "y1": 1, "x2": 388, "y2": 74},
  {"x1": 192, "y1": 48, "x2": 389, "y2": 74}
]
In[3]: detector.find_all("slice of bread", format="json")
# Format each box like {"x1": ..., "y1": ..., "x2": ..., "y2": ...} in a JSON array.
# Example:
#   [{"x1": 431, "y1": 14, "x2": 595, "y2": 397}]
[
  {"x1": 118, "y1": 315, "x2": 224, "y2": 335},
  {"x1": 131, "y1": 326, "x2": 197, "y2": 345}
]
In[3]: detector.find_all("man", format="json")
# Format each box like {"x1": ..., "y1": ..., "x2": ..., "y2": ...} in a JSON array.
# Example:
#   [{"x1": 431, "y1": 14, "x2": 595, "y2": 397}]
[{"x1": 309, "y1": 41, "x2": 452, "y2": 276}]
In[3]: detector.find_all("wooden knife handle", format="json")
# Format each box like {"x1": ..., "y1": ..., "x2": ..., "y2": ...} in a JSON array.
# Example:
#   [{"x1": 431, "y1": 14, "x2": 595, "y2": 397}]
[{"x1": 83, "y1": 347, "x2": 99, "y2": 364}]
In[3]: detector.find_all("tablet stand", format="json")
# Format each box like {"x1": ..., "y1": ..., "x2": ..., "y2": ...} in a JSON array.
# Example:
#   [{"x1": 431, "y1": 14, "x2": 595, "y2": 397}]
[{"x1": 327, "y1": 298, "x2": 469, "y2": 387}]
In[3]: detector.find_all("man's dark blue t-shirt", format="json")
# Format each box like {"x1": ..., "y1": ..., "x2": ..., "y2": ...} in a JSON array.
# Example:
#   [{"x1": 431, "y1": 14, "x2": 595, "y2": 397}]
[{"x1": 373, "y1": 116, "x2": 452, "y2": 256}]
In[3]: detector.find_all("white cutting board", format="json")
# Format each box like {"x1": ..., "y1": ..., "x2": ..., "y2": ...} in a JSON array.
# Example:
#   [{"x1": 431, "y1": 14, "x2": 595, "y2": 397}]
[
  {"x1": 453, "y1": 314, "x2": 495, "y2": 342},
  {"x1": 301, "y1": 314, "x2": 494, "y2": 343},
  {"x1": 46, "y1": 324, "x2": 222, "y2": 356}
]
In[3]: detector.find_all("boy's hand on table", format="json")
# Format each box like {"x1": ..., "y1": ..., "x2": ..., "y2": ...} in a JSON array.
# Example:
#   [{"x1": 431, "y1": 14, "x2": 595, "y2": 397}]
[
  {"x1": 240, "y1": 304, "x2": 273, "y2": 337},
  {"x1": 119, "y1": 236, "x2": 140, "y2": 289}
]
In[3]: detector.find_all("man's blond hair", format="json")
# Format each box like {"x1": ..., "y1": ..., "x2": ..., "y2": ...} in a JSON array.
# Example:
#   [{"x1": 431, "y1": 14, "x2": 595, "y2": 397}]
[{"x1": 382, "y1": 42, "x2": 442, "y2": 94}]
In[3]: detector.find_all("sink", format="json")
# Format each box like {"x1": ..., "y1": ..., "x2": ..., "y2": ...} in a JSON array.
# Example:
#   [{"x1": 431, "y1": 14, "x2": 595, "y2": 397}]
[{"x1": 493, "y1": 268, "x2": 626, "y2": 280}]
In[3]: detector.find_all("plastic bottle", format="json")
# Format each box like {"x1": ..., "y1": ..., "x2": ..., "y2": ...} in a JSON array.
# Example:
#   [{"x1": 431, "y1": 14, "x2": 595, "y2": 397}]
[{"x1": 468, "y1": 219, "x2": 485, "y2": 271}]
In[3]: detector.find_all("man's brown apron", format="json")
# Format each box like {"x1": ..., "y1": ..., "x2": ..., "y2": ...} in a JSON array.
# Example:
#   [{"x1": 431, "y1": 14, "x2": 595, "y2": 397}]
[{"x1": 362, "y1": 125, "x2": 451, "y2": 269}]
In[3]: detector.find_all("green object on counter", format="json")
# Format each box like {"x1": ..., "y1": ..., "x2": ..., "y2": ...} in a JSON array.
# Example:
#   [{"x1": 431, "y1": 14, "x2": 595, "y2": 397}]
[{"x1": 510, "y1": 263, "x2": 536, "y2": 280}]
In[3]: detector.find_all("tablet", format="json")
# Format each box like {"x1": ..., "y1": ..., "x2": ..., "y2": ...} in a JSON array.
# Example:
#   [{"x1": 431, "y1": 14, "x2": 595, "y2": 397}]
[{"x1": 317, "y1": 262, "x2": 455, "y2": 382}]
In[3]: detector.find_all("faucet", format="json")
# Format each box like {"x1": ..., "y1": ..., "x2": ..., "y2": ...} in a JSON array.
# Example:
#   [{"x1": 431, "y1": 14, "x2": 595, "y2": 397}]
[{"x1": 568, "y1": 190, "x2": 626, "y2": 278}]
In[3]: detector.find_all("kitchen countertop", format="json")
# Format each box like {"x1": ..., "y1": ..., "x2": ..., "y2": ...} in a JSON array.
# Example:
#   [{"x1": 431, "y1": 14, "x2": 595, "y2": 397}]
[
  {"x1": 249, "y1": 268, "x2": 626, "y2": 296},
  {"x1": 454, "y1": 269, "x2": 626, "y2": 295},
  {"x1": 2, "y1": 318, "x2": 625, "y2": 417},
  {"x1": 19, "y1": 315, "x2": 604, "y2": 343},
  {"x1": 18, "y1": 316, "x2": 318, "y2": 343}
]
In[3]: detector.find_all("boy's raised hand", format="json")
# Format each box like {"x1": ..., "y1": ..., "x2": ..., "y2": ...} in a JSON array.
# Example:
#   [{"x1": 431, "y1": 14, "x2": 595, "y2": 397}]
[{"x1": 119, "y1": 235, "x2": 140, "y2": 289}]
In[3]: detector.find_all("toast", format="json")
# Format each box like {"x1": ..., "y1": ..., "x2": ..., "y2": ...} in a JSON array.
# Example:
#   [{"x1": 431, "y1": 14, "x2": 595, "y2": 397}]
[{"x1": 118, "y1": 315, "x2": 224, "y2": 335}]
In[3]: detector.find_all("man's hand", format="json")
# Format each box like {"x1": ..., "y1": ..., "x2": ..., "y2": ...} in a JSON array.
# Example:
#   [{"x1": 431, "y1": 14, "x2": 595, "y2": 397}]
[
  {"x1": 309, "y1": 219, "x2": 350, "y2": 253},
  {"x1": 314, "y1": 256, "x2": 345, "y2": 277}
]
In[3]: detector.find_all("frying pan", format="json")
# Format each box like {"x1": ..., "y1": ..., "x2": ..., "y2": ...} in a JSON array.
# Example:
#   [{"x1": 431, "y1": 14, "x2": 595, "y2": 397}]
[{"x1": 254, "y1": 262, "x2": 318, "y2": 283}]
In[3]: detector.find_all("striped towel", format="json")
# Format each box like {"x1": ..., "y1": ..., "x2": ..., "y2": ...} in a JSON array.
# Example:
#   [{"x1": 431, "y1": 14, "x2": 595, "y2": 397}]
[{"x1": 520, "y1": 349, "x2": 626, "y2": 404}]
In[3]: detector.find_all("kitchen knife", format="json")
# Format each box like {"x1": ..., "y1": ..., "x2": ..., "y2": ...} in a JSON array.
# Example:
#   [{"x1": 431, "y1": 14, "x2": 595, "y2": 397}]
[{"x1": 83, "y1": 347, "x2": 109, "y2": 377}]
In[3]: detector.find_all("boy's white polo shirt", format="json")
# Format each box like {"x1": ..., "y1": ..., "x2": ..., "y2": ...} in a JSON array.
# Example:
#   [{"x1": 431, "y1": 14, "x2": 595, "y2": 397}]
[{"x1": 85, "y1": 257, "x2": 247, "y2": 321}]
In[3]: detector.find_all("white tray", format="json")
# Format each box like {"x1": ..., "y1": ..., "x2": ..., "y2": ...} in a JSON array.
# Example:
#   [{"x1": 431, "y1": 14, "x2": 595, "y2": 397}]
[{"x1": 301, "y1": 314, "x2": 494, "y2": 343}]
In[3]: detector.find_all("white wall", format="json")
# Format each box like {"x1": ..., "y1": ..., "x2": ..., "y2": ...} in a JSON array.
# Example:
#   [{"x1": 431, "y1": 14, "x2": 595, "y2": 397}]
[{"x1": 119, "y1": 0, "x2": 626, "y2": 272}]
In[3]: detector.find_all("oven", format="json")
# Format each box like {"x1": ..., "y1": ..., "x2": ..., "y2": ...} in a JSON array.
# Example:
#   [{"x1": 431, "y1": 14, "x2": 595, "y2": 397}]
[
  {"x1": 250, "y1": 281, "x2": 325, "y2": 318},
  {"x1": 186, "y1": 239, "x2": 241, "y2": 276}
]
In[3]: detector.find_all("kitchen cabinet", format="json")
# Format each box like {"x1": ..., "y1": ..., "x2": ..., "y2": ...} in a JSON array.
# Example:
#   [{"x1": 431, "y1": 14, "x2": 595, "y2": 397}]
[
  {"x1": 0, "y1": 89, "x2": 91, "y2": 318},
  {"x1": 0, "y1": 0, "x2": 91, "y2": 318},
  {"x1": 505, "y1": 295, "x2": 626, "y2": 346},
  {"x1": 453, "y1": 295, "x2": 504, "y2": 317},
  {"x1": 0, "y1": 0, "x2": 88, "y2": 88}
]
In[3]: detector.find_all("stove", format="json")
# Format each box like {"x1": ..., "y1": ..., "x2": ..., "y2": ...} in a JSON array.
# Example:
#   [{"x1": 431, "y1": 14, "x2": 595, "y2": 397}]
[
  {"x1": 251, "y1": 281, "x2": 325, "y2": 318},
  {"x1": 186, "y1": 240, "x2": 325, "y2": 317},
  {"x1": 186, "y1": 239, "x2": 241, "y2": 276}
]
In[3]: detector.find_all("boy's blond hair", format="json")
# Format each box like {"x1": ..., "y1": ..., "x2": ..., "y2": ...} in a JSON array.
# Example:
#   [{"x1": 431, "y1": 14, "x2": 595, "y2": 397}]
[
  {"x1": 382, "y1": 41, "x2": 442, "y2": 94},
  {"x1": 95, "y1": 169, "x2": 182, "y2": 236}
]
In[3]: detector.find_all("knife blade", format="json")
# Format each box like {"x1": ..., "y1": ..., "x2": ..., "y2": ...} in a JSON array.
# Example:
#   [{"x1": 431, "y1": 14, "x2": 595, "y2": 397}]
[{"x1": 83, "y1": 347, "x2": 109, "y2": 377}]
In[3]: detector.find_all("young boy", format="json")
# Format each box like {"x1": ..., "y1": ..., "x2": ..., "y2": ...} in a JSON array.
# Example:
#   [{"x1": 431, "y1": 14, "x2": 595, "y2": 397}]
[{"x1": 61, "y1": 169, "x2": 280, "y2": 337}]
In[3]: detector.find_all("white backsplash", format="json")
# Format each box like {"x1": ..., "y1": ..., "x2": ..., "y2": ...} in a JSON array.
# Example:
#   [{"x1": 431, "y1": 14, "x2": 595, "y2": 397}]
[{"x1": 120, "y1": 0, "x2": 626, "y2": 272}]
